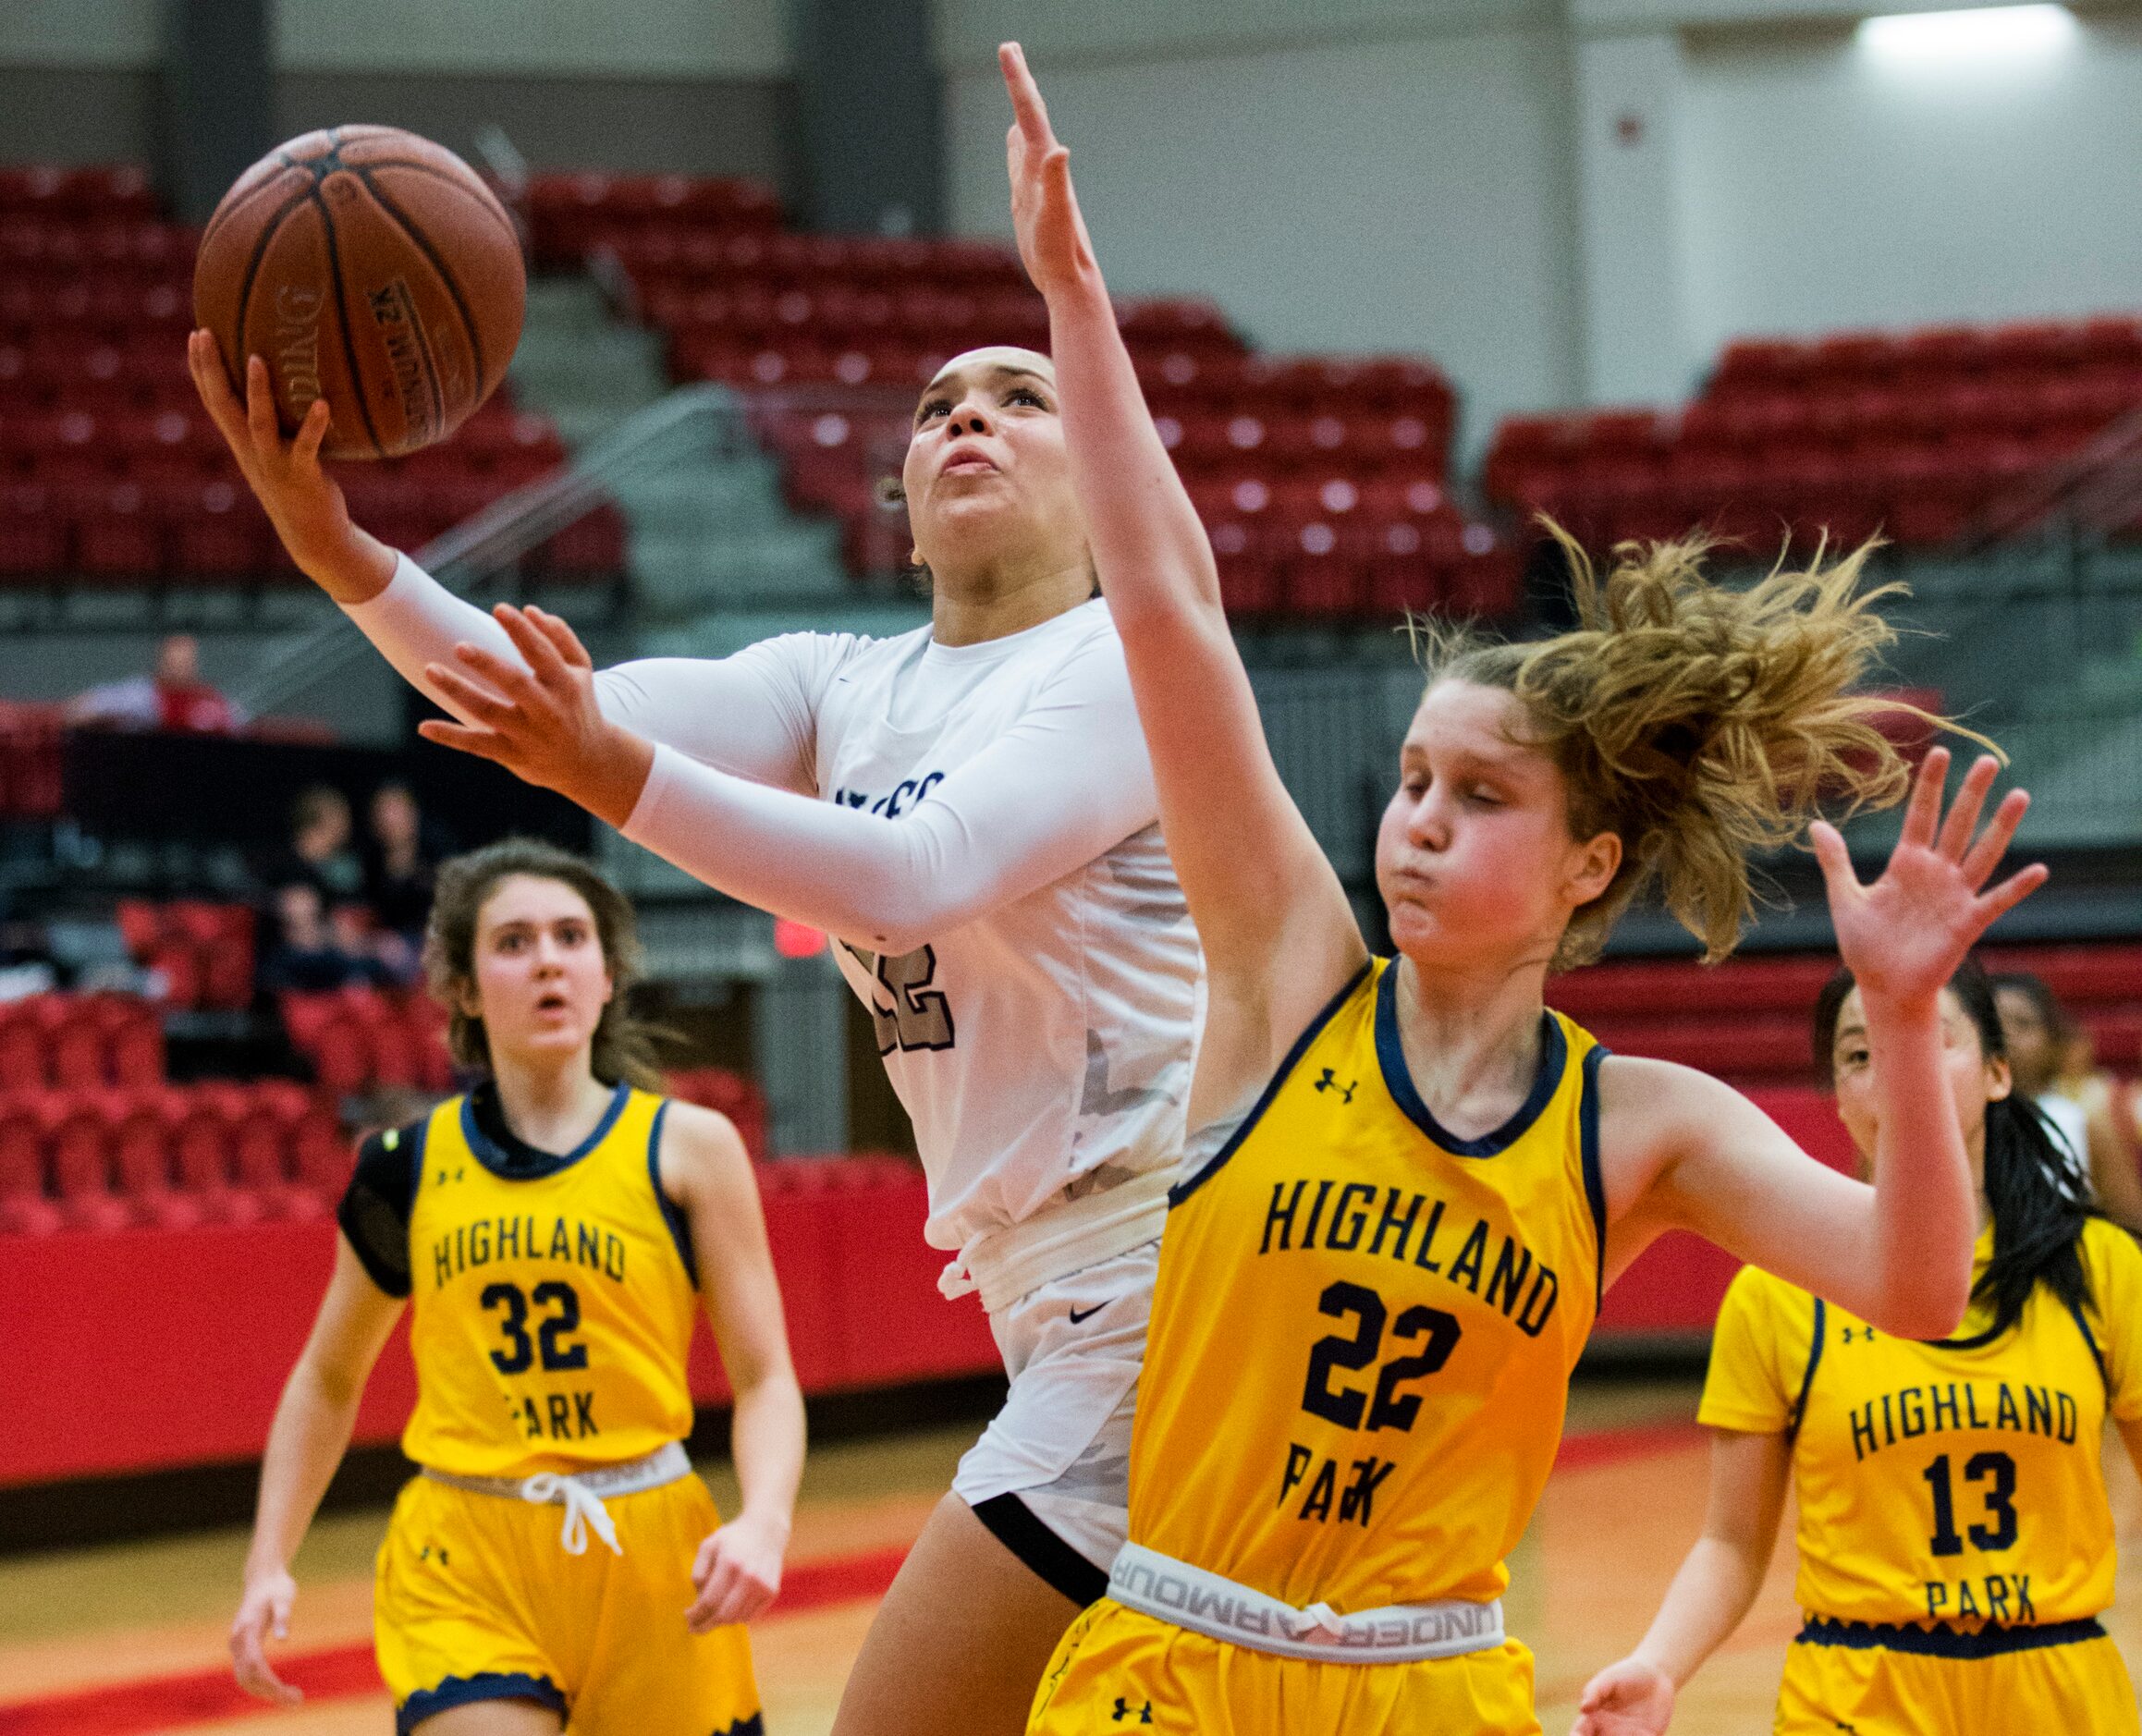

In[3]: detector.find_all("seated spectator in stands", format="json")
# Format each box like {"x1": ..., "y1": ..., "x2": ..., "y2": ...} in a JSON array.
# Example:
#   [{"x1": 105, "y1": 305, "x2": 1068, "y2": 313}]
[
  {"x1": 259, "y1": 882, "x2": 375, "y2": 995},
  {"x1": 328, "y1": 898, "x2": 401, "y2": 990},
  {"x1": 67, "y1": 633, "x2": 247, "y2": 734},
  {"x1": 361, "y1": 781, "x2": 442, "y2": 976},
  {"x1": 261, "y1": 785, "x2": 363, "y2": 902},
  {"x1": 1995, "y1": 971, "x2": 2142, "y2": 1232}
]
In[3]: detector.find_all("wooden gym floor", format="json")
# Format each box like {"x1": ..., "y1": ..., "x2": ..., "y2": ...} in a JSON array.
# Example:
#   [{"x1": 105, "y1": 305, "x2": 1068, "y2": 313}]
[{"x1": 5, "y1": 1380, "x2": 2138, "y2": 1734}]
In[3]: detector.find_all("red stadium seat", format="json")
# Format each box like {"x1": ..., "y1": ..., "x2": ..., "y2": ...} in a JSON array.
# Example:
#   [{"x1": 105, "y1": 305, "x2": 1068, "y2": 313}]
[
  {"x1": 0, "y1": 483, "x2": 66, "y2": 577},
  {"x1": 47, "y1": 1094, "x2": 132, "y2": 1231},
  {"x1": 291, "y1": 1104, "x2": 354, "y2": 1198},
  {"x1": 171, "y1": 1082, "x2": 265, "y2": 1225}
]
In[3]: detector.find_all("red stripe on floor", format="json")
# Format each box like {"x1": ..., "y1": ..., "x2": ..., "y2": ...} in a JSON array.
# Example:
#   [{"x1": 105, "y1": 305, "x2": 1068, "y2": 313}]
[
  {"x1": 0, "y1": 1544, "x2": 913, "y2": 1736},
  {"x1": 0, "y1": 1426, "x2": 1695, "y2": 1736}
]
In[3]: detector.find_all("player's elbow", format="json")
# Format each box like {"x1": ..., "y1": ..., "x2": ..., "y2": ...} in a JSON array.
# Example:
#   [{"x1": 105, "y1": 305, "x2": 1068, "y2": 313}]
[
  {"x1": 838, "y1": 889, "x2": 978, "y2": 959},
  {"x1": 1866, "y1": 1268, "x2": 1973, "y2": 1341}
]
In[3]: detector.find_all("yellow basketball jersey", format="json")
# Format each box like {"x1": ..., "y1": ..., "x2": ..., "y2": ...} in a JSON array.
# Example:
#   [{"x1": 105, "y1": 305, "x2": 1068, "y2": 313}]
[
  {"x1": 1701, "y1": 1217, "x2": 2142, "y2": 1629},
  {"x1": 400, "y1": 1084, "x2": 701, "y2": 1478},
  {"x1": 1131, "y1": 957, "x2": 1606, "y2": 1610}
]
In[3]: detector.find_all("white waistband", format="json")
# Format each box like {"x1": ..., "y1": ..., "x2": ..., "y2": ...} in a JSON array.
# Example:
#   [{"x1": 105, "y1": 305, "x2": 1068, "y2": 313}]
[
  {"x1": 422, "y1": 1439, "x2": 692, "y2": 1556},
  {"x1": 938, "y1": 1167, "x2": 1173, "y2": 1314},
  {"x1": 1107, "y1": 1542, "x2": 1506, "y2": 1665}
]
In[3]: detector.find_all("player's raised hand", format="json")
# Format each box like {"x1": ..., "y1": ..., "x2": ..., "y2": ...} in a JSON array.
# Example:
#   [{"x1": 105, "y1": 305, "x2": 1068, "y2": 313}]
[
  {"x1": 1811, "y1": 747, "x2": 2046, "y2": 1011},
  {"x1": 1570, "y1": 1656, "x2": 1675, "y2": 1735},
  {"x1": 685, "y1": 1510, "x2": 787, "y2": 1632},
  {"x1": 1000, "y1": 43, "x2": 1096, "y2": 301},
  {"x1": 418, "y1": 603, "x2": 654, "y2": 826},
  {"x1": 229, "y1": 1564, "x2": 304, "y2": 1705},
  {"x1": 186, "y1": 330, "x2": 395, "y2": 603}
]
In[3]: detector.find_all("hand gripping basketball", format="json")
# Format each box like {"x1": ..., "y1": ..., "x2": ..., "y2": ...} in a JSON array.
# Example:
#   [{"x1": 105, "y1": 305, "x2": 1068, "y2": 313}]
[
  {"x1": 1810, "y1": 748, "x2": 2047, "y2": 1014},
  {"x1": 187, "y1": 329, "x2": 396, "y2": 603}
]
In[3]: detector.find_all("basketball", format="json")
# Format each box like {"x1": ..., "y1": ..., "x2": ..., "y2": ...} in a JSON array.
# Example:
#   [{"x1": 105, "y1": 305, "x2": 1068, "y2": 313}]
[{"x1": 191, "y1": 126, "x2": 526, "y2": 460}]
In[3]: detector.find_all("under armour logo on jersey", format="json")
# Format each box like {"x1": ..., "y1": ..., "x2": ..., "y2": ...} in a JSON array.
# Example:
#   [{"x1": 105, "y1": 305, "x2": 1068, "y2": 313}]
[
  {"x1": 435, "y1": 1167, "x2": 465, "y2": 1185},
  {"x1": 1840, "y1": 1326, "x2": 1878, "y2": 1346},
  {"x1": 1314, "y1": 1069, "x2": 1357, "y2": 1104},
  {"x1": 1110, "y1": 1699, "x2": 1153, "y2": 1725}
]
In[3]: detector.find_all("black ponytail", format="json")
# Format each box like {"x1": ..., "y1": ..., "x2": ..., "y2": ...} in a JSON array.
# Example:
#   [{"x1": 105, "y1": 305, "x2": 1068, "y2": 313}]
[{"x1": 1813, "y1": 956, "x2": 2095, "y2": 1341}]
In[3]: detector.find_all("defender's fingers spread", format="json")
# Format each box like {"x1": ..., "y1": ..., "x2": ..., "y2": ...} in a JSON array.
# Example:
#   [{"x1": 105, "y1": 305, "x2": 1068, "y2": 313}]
[
  {"x1": 1807, "y1": 820, "x2": 1856, "y2": 895},
  {"x1": 1960, "y1": 788, "x2": 2030, "y2": 886},
  {"x1": 1899, "y1": 746, "x2": 1950, "y2": 849},
  {"x1": 1977, "y1": 862, "x2": 2050, "y2": 923},
  {"x1": 1934, "y1": 754, "x2": 2000, "y2": 859}
]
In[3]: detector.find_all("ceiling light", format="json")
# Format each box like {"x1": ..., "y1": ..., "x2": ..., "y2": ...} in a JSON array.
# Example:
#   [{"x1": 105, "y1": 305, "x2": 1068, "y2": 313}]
[{"x1": 1857, "y1": 4, "x2": 2078, "y2": 63}]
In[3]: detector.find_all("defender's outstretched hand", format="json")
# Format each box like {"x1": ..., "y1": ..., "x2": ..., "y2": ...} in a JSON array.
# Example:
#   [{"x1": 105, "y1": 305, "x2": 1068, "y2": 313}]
[
  {"x1": 417, "y1": 603, "x2": 654, "y2": 826},
  {"x1": 185, "y1": 331, "x2": 395, "y2": 602},
  {"x1": 1810, "y1": 748, "x2": 2046, "y2": 1010},
  {"x1": 1571, "y1": 1657, "x2": 1674, "y2": 1736},
  {"x1": 1000, "y1": 43, "x2": 1097, "y2": 300}
]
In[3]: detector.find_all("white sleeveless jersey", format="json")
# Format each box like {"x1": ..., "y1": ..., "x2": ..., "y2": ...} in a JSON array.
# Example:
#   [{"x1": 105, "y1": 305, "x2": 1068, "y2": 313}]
[{"x1": 789, "y1": 605, "x2": 1204, "y2": 1248}]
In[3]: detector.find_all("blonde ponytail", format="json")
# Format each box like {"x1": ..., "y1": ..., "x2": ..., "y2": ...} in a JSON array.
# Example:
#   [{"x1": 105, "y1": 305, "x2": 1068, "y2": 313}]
[{"x1": 1419, "y1": 528, "x2": 1989, "y2": 968}]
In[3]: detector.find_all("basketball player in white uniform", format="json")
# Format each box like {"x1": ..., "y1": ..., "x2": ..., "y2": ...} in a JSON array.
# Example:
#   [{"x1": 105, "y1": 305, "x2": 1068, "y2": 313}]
[{"x1": 190, "y1": 329, "x2": 1204, "y2": 1736}]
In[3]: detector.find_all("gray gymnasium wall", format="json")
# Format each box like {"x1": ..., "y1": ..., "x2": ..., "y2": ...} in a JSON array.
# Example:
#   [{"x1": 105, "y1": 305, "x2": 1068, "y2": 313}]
[{"x1": 0, "y1": 0, "x2": 794, "y2": 180}]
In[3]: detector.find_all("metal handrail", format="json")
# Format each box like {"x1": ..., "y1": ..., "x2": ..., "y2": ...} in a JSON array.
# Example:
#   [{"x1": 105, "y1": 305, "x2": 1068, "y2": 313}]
[
  {"x1": 1956, "y1": 401, "x2": 2142, "y2": 553},
  {"x1": 232, "y1": 381, "x2": 918, "y2": 717},
  {"x1": 234, "y1": 384, "x2": 740, "y2": 716}
]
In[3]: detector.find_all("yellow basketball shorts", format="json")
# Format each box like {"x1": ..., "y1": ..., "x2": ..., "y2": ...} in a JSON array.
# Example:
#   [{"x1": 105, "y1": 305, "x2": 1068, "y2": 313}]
[
  {"x1": 1026, "y1": 1598, "x2": 1542, "y2": 1736},
  {"x1": 1776, "y1": 1620, "x2": 2137, "y2": 1736},
  {"x1": 374, "y1": 1469, "x2": 762, "y2": 1736}
]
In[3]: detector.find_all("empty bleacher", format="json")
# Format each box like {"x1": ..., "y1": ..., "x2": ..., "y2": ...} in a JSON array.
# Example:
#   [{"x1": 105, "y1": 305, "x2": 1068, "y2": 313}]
[
  {"x1": 1485, "y1": 315, "x2": 2142, "y2": 555},
  {"x1": 1548, "y1": 942, "x2": 2142, "y2": 1088},
  {"x1": 529, "y1": 167, "x2": 1520, "y2": 622},
  {"x1": 0, "y1": 165, "x2": 594, "y2": 588}
]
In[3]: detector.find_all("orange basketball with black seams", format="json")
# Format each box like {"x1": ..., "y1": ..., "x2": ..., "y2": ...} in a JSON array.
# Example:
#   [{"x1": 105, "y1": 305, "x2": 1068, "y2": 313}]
[{"x1": 192, "y1": 125, "x2": 527, "y2": 460}]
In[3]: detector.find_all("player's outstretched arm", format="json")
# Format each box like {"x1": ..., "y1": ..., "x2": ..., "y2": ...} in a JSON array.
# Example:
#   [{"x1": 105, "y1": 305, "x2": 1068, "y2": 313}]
[
  {"x1": 1571, "y1": 1428, "x2": 1790, "y2": 1736},
  {"x1": 998, "y1": 43, "x2": 1365, "y2": 1079},
  {"x1": 190, "y1": 328, "x2": 818, "y2": 792},
  {"x1": 419, "y1": 602, "x2": 1159, "y2": 954},
  {"x1": 660, "y1": 1105, "x2": 805, "y2": 1630},
  {"x1": 233, "y1": 1238, "x2": 405, "y2": 1703},
  {"x1": 1604, "y1": 752, "x2": 2044, "y2": 1339}
]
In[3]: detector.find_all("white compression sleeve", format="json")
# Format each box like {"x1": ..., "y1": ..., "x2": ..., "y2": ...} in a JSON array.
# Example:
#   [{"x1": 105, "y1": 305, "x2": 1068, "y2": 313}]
[
  {"x1": 622, "y1": 630, "x2": 1159, "y2": 953},
  {"x1": 338, "y1": 552, "x2": 827, "y2": 791}
]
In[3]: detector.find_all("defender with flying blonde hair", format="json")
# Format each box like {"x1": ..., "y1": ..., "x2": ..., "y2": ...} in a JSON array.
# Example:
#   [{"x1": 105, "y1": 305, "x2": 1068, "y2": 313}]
[{"x1": 993, "y1": 43, "x2": 2046, "y2": 1736}]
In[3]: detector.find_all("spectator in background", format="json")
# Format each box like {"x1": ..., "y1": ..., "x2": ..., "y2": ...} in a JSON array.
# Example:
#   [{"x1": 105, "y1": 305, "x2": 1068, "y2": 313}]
[
  {"x1": 1996, "y1": 971, "x2": 2142, "y2": 1232},
  {"x1": 258, "y1": 882, "x2": 377, "y2": 995},
  {"x1": 261, "y1": 786, "x2": 363, "y2": 904},
  {"x1": 67, "y1": 633, "x2": 247, "y2": 734},
  {"x1": 361, "y1": 782, "x2": 441, "y2": 980}
]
